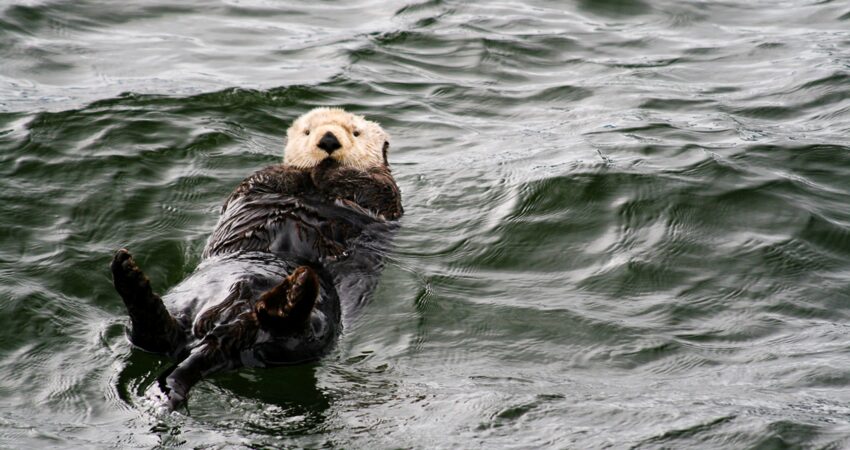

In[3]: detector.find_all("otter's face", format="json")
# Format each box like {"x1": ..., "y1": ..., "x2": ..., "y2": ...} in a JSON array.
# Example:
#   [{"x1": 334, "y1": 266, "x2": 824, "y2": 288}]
[{"x1": 283, "y1": 107, "x2": 390, "y2": 171}]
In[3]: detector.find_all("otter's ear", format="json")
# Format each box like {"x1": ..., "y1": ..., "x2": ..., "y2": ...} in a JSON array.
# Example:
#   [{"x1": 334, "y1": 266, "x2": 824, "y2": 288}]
[{"x1": 382, "y1": 141, "x2": 389, "y2": 166}]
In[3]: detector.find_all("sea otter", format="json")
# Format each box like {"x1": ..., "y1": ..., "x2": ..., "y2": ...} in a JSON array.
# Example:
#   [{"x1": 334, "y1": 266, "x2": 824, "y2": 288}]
[{"x1": 110, "y1": 107, "x2": 402, "y2": 409}]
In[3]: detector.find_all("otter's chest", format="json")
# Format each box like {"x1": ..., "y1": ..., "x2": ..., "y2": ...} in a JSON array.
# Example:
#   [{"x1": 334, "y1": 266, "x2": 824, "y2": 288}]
[{"x1": 203, "y1": 193, "x2": 375, "y2": 263}]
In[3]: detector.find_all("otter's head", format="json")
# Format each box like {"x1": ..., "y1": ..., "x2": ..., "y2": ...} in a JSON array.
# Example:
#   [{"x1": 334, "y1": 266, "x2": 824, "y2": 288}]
[{"x1": 283, "y1": 107, "x2": 390, "y2": 171}]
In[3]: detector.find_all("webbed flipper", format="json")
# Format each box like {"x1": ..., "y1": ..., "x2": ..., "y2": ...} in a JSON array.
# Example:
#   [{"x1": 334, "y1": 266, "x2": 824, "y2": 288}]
[
  {"x1": 111, "y1": 249, "x2": 184, "y2": 355},
  {"x1": 254, "y1": 266, "x2": 320, "y2": 333}
]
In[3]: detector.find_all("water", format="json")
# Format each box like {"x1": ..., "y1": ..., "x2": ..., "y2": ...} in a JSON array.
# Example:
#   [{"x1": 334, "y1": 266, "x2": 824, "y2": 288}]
[{"x1": 1, "y1": 0, "x2": 849, "y2": 447}]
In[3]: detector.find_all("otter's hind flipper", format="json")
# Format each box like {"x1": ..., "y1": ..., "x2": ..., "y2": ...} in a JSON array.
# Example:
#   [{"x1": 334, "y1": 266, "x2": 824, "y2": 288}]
[
  {"x1": 111, "y1": 249, "x2": 184, "y2": 355},
  {"x1": 255, "y1": 266, "x2": 320, "y2": 333}
]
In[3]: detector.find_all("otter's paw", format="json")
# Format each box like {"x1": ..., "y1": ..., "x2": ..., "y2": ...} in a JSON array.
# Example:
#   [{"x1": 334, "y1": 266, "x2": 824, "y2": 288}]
[
  {"x1": 255, "y1": 266, "x2": 320, "y2": 333},
  {"x1": 111, "y1": 248, "x2": 154, "y2": 300}
]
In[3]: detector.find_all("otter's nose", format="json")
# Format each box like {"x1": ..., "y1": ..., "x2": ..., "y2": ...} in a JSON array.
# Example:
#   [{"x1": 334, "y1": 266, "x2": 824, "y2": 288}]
[{"x1": 317, "y1": 131, "x2": 341, "y2": 153}]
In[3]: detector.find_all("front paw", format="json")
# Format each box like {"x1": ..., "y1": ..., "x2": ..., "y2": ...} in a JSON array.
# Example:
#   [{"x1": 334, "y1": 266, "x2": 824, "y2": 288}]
[{"x1": 309, "y1": 158, "x2": 342, "y2": 185}]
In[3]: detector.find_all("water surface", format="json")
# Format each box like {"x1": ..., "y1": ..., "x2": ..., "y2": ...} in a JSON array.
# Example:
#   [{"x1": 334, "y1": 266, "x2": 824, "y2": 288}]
[{"x1": 1, "y1": 0, "x2": 850, "y2": 447}]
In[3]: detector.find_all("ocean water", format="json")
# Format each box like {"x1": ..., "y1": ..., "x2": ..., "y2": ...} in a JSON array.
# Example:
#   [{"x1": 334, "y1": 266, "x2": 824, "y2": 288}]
[{"x1": 1, "y1": 0, "x2": 849, "y2": 447}]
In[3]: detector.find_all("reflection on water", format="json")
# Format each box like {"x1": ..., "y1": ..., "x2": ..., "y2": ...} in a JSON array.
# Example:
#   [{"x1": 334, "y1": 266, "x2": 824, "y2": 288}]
[{"x1": 1, "y1": 0, "x2": 850, "y2": 447}]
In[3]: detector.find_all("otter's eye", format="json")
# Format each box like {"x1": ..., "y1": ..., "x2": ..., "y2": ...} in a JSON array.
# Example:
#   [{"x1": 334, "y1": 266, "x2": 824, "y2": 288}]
[
  {"x1": 304, "y1": 130, "x2": 310, "y2": 136},
  {"x1": 353, "y1": 130, "x2": 360, "y2": 137}
]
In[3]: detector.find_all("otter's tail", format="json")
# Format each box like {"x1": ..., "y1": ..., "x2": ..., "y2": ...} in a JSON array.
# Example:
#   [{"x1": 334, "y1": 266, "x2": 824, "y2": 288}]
[
  {"x1": 111, "y1": 249, "x2": 185, "y2": 356},
  {"x1": 158, "y1": 317, "x2": 256, "y2": 410}
]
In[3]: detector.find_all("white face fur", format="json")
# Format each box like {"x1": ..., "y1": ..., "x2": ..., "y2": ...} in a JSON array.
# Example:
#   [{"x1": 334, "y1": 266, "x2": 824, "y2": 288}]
[{"x1": 283, "y1": 107, "x2": 389, "y2": 171}]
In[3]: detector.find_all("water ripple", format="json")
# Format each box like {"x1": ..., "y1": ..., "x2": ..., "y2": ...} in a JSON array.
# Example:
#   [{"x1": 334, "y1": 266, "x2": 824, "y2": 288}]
[{"x1": 1, "y1": 0, "x2": 850, "y2": 447}]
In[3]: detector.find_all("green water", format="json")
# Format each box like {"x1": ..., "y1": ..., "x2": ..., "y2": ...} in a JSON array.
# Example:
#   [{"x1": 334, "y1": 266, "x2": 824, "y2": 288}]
[{"x1": 1, "y1": 0, "x2": 850, "y2": 447}]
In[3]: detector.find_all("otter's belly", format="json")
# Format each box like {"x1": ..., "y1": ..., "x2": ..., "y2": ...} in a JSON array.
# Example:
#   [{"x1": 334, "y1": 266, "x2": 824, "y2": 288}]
[
  {"x1": 162, "y1": 252, "x2": 341, "y2": 367},
  {"x1": 163, "y1": 253, "x2": 296, "y2": 323},
  {"x1": 162, "y1": 193, "x2": 396, "y2": 365}
]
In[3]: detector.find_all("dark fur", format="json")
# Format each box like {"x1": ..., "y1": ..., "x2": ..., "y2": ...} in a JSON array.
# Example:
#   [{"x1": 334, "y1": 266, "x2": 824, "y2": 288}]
[{"x1": 112, "y1": 159, "x2": 401, "y2": 409}]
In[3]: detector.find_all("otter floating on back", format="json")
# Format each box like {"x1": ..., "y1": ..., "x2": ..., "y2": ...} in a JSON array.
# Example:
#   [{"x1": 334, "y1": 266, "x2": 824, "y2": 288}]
[{"x1": 111, "y1": 108, "x2": 402, "y2": 409}]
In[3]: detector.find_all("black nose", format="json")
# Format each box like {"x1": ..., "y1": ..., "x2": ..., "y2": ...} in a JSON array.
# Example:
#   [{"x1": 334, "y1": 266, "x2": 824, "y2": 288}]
[{"x1": 317, "y1": 131, "x2": 341, "y2": 153}]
